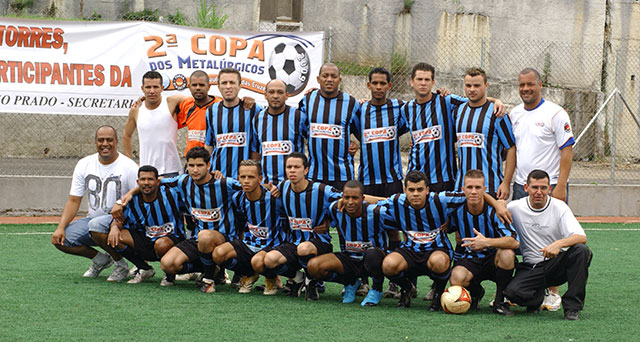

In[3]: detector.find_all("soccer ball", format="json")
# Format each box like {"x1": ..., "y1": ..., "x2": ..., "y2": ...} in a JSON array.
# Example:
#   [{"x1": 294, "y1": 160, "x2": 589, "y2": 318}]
[
  {"x1": 440, "y1": 286, "x2": 472, "y2": 314},
  {"x1": 268, "y1": 42, "x2": 311, "y2": 96}
]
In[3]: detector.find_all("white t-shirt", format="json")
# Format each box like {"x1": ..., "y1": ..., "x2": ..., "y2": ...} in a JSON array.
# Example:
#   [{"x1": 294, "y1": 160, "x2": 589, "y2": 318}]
[
  {"x1": 509, "y1": 99, "x2": 574, "y2": 185},
  {"x1": 137, "y1": 97, "x2": 182, "y2": 175},
  {"x1": 70, "y1": 153, "x2": 139, "y2": 218},
  {"x1": 507, "y1": 196, "x2": 586, "y2": 264}
]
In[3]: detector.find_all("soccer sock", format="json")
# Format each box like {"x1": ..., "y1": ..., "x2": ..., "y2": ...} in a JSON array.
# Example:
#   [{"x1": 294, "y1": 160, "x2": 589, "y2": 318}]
[
  {"x1": 116, "y1": 246, "x2": 151, "y2": 270},
  {"x1": 179, "y1": 262, "x2": 195, "y2": 274},
  {"x1": 298, "y1": 253, "x2": 315, "y2": 269},
  {"x1": 199, "y1": 251, "x2": 216, "y2": 280},
  {"x1": 220, "y1": 258, "x2": 238, "y2": 271},
  {"x1": 389, "y1": 271, "x2": 411, "y2": 289},
  {"x1": 495, "y1": 267, "x2": 514, "y2": 303},
  {"x1": 431, "y1": 270, "x2": 450, "y2": 297},
  {"x1": 371, "y1": 276, "x2": 384, "y2": 292},
  {"x1": 92, "y1": 252, "x2": 110, "y2": 265},
  {"x1": 388, "y1": 240, "x2": 401, "y2": 251},
  {"x1": 165, "y1": 273, "x2": 175, "y2": 282}
]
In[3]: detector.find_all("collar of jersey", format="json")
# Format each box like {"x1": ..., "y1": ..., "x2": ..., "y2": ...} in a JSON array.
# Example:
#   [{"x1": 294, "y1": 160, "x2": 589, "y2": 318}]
[{"x1": 526, "y1": 196, "x2": 551, "y2": 212}]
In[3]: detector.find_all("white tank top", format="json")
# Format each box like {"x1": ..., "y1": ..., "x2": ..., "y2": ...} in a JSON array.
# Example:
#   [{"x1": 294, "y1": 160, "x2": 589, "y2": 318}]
[{"x1": 137, "y1": 97, "x2": 181, "y2": 175}]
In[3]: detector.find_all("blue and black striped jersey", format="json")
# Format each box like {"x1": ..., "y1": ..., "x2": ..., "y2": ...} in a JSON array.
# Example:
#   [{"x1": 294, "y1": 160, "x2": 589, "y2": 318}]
[
  {"x1": 232, "y1": 186, "x2": 288, "y2": 252},
  {"x1": 454, "y1": 101, "x2": 516, "y2": 193},
  {"x1": 205, "y1": 100, "x2": 264, "y2": 178},
  {"x1": 298, "y1": 90, "x2": 360, "y2": 182},
  {"x1": 379, "y1": 191, "x2": 466, "y2": 253},
  {"x1": 162, "y1": 174, "x2": 242, "y2": 240},
  {"x1": 449, "y1": 202, "x2": 518, "y2": 260},
  {"x1": 328, "y1": 201, "x2": 389, "y2": 259},
  {"x1": 251, "y1": 105, "x2": 308, "y2": 184},
  {"x1": 403, "y1": 93, "x2": 467, "y2": 185},
  {"x1": 278, "y1": 179, "x2": 342, "y2": 245},
  {"x1": 356, "y1": 99, "x2": 408, "y2": 185},
  {"x1": 122, "y1": 184, "x2": 186, "y2": 241}
]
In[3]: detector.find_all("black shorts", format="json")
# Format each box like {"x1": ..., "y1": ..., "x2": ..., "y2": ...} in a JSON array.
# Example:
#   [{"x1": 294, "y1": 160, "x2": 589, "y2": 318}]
[
  {"x1": 334, "y1": 252, "x2": 366, "y2": 281},
  {"x1": 309, "y1": 238, "x2": 334, "y2": 256},
  {"x1": 394, "y1": 247, "x2": 450, "y2": 277},
  {"x1": 363, "y1": 180, "x2": 403, "y2": 197},
  {"x1": 273, "y1": 242, "x2": 301, "y2": 269},
  {"x1": 129, "y1": 229, "x2": 180, "y2": 261},
  {"x1": 428, "y1": 180, "x2": 455, "y2": 193},
  {"x1": 312, "y1": 179, "x2": 347, "y2": 191},
  {"x1": 453, "y1": 253, "x2": 498, "y2": 282},
  {"x1": 175, "y1": 239, "x2": 202, "y2": 264},
  {"x1": 230, "y1": 239, "x2": 258, "y2": 276}
]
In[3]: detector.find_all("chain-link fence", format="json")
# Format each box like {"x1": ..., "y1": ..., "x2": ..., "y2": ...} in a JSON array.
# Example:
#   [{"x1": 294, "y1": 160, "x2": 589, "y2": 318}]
[{"x1": 325, "y1": 28, "x2": 640, "y2": 185}]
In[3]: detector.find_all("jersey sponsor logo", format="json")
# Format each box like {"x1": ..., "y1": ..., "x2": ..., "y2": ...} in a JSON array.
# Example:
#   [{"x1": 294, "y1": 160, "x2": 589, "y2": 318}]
[
  {"x1": 457, "y1": 132, "x2": 485, "y2": 148},
  {"x1": 288, "y1": 217, "x2": 312, "y2": 231},
  {"x1": 145, "y1": 222, "x2": 175, "y2": 239},
  {"x1": 362, "y1": 126, "x2": 396, "y2": 144},
  {"x1": 406, "y1": 230, "x2": 439, "y2": 244},
  {"x1": 216, "y1": 132, "x2": 247, "y2": 147},
  {"x1": 188, "y1": 130, "x2": 206, "y2": 143},
  {"x1": 248, "y1": 223, "x2": 269, "y2": 239},
  {"x1": 262, "y1": 140, "x2": 293, "y2": 156},
  {"x1": 412, "y1": 125, "x2": 442, "y2": 144},
  {"x1": 564, "y1": 122, "x2": 571, "y2": 132},
  {"x1": 345, "y1": 240, "x2": 373, "y2": 253},
  {"x1": 310, "y1": 123, "x2": 343, "y2": 139},
  {"x1": 191, "y1": 207, "x2": 222, "y2": 222},
  {"x1": 535, "y1": 122, "x2": 544, "y2": 127}
]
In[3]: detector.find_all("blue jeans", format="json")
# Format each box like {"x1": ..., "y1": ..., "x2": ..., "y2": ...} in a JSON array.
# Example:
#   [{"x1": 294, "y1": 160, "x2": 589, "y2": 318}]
[
  {"x1": 63, "y1": 215, "x2": 112, "y2": 247},
  {"x1": 512, "y1": 183, "x2": 569, "y2": 203}
]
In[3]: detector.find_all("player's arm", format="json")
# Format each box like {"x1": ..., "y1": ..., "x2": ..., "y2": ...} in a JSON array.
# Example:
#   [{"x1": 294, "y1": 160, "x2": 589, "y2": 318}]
[
  {"x1": 241, "y1": 96, "x2": 255, "y2": 109},
  {"x1": 123, "y1": 105, "x2": 138, "y2": 159},
  {"x1": 552, "y1": 145, "x2": 573, "y2": 201},
  {"x1": 483, "y1": 194, "x2": 512, "y2": 225},
  {"x1": 540, "y1": 233, "x2": 586, "y2": 259},
  {"x1": 462, "y1": 228, "x2": 519, "y2": 251},
  {"x1": 51, "y1": 195, "x2": 83, "y2": 245},
  {"x1": 167, "y1": 95, "x2": 189, "y2": 120},
  {"x1": 312, "y1": 218, "x2": 330, "y2": 234},
  {"x1": 107, "y1": 218, "x2": 124, "y2": 247},
  {"x1": 497, "y1": 146, "x2": 516, "y2": 200},
  {"x1": 487, "y1": 97, "x2": 506, "y2": 117}
]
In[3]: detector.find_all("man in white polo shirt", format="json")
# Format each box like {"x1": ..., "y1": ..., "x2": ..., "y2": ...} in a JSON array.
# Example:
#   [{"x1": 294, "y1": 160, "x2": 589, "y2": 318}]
[{"x1": 504, "y1": 170, "x2": 592, "y2": 321}]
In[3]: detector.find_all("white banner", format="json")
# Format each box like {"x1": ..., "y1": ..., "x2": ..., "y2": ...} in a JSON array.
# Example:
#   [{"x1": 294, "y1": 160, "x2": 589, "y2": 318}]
[{"x1": 0, "y1": 18, "x2": 324, "y2": 115}]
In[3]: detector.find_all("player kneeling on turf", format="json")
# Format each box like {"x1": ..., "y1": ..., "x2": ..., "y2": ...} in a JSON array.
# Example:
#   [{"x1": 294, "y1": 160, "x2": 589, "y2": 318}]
[
  {"x1": 213, "y1": 160, "x2": 288, "y2": 294},
  {"x1": 306, "y1": 180, "x2": 390, "y2": 306},
  {"x1": 447, "y1": 170, "x2": 519, "y2": 316}
]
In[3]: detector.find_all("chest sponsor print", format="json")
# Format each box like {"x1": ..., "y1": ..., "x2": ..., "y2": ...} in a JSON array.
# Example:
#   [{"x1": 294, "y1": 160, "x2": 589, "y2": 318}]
[
  {"x1": 407, "y1": 230, "x2": 439, "y2": 244},
  {"x1": 191, "y1": 207, "x2": 222, "y2": 222},
  {"x1": 412, "y1": 125, "x2": 442, "y2": 144},
  {"x1": 188, "y1": 130, "x2": 206, "y2": 143},
  {"x1": 363, "y1": 126, "x2": 396, "y2": 144},
  {"x1": 216, "y1": 132, "x2": 247, "y2": 147},
  {"x1": 145, "y1": 222, "x2": 175, "y2": 239},
  {"x1": 288, "y1": 217, "x2": 312, "y2": 231},
  {"x1": 310, "y1": 123, "x2": 343, "y2": 140},
  {"x1": 345, "y1": 240, "x2": 373, "y2": 253},
  {"x1": 457, "y1": 132, "x2": 485, "y2": 148},
  {"x1": 262, "y1": 140, "x2": 293, "y2": 156}
]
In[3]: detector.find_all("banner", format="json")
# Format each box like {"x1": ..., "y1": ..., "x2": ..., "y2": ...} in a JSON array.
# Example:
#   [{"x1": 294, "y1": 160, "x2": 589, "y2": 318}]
[{"x1": 0, "y1": 18, "x2": 324, "y2": 115}]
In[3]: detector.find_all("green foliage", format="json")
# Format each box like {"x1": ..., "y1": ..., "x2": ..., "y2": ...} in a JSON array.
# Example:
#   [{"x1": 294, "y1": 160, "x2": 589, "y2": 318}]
[
  {"x1": 122, "y1": 8, "x2": 159, "y2": 22},
  {"x1": 402, "y1": 0, "x2": 415, "y2": 14},
  {"x1": 44, "y1": 1, "x2": 56, "y2": 18},
  {"x1": 333, "y1": 60, "x2": 371, "y2": 77},
  {"x1": 542, "y1": 52, "x2": 552, "y2": 86},
  {"x1": 84, "y1": 10, "x2": 102, "y2": 21},
  {"x1": 390, "y1": 51, "x2": 409, "y2": 77},
  {"x1": 167, "y1": 8, "x2": 187, "y2": 26},
  {"x1": 196, "y1": 0, "x2": 227, "y2": 29},
  {"x1": 9, "y1": 0, "x2": 34, "y2": 15}
]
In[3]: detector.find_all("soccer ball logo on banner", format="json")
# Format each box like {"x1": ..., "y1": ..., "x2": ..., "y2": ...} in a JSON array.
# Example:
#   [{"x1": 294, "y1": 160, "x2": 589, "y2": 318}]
[{"x1": 268, "y1": 42, "x2": 311, "y2": 96}]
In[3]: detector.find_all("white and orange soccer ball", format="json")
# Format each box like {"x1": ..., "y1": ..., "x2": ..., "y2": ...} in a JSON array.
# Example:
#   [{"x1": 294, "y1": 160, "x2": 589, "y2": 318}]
[{"x1": 440, "y1": 285, "x2": 472, "y2": 314}]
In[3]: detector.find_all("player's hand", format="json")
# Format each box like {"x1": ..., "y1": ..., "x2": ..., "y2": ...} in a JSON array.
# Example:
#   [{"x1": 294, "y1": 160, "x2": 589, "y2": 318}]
[
  {"x1": 454, "y1": 231, "x2": 462, "y2": 245},
  {"x1": 435, "y1": 87, "x2": 451, "y2": 97},
  {"x1": 550, "y1": 185, "x2": 567, "y2": 202},
  {"x1": 494, "y1": 200, "x2": 513, "y2": 225},
  {"x1": 266, "y1": 181, "x2": 280, "y2": 198},
  {"x1": 496, "y1": 182, "x2": 510, "y2": 200},
  {"x1": 304, "y1": 87, "x2": 317, "y2": 96},
  {"x1": 348, "y1": 141, "x2": 359, "y2": 156},
  {"x1": 242, "y1": 96, "x2": 255, "y2": 109},
  {"x1": 540, "y1": 241, "x2": 561, "y2": 258},
  {"x1": 131, "y1": 96, "x2": 145, "y2": 109},
  {"x1": 51, "y1": 227, "x2": 65, "y2": 245},
  {"x1": 493, "y1": 99, "x2": 506, "y2": 117},
  {"x1": 312, "y1": 221, "x2": 329, "y2": 234},
  {"x1": 336, "y1": 198, "x2": 345, "y2": 212},
  {"x1": 462, "y1": 228, "x2": 489, "y2": 251},
  {"x1": 110, "y1": 203, "x2": 124, "y2": 225},
  {"x1": 211, "y1": 170, "x2": 224, "y2": 180},
  {"x1": 358, "y1": 98, "x2": 368, "y2": 105},
  {"x1": 107, "y1": 228, "x2": 122, "y2": 248}
]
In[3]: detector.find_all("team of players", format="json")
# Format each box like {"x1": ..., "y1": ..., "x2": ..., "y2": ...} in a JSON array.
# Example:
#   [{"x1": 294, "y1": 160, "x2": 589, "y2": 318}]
[{"x1": 53, "y1": 62, "x2": 590, "y2": 320}]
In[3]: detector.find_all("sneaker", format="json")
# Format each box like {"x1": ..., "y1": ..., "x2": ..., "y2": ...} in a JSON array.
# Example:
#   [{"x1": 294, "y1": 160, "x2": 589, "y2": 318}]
[
  {"x1": 384, "y1": 282, "x2": 401, "y2": 299},
  {"x1": 82, "y1": 256, "x2": 113, "y2": 278},
  {"x1": 160, "y1": 274, "x2": 174, "y2": 287},
  {"x1": 200, "y1": 278, "x2": 216, "y2": 293},
  {"x1": 175, "y1": 272, "x2": 200, "y2": 281},
  {"x1": 305, "y1": 280, "x2": 320, "y2": 301},
  {"x1": 127, "y1": 266, "x2": 139, "y2": 278},
  {"x1": 316, "y1": 281, "x2": 326, "y2": 294},
  {"x1": 106, "y1": 261, "x2": 130, "y2": 282},
  {"x1": 283, "y1": 278, "x2": 295, "y2": 295},
  {"x1": 542, "y1": 291, "x2": 562, "y2": 311},
  {"x1": 214, "y1": 268, "x2": 231, "y2": 286},
  {"x1": 361, "y1": 289, "x2": 383, "y2": 307},
  {"x1": 493, "y1": 301, "x2": 515, "y2": 316},
  {"x1": 397, "y1": 283, "x2": 417, "y2": 308},
  {"x1": 238, "y1": 274, "x2": 260, "y2": 294},
  {"x1": 356, "y1": 282, "x2": 370, "y2": 297},
  {"x1": 230, "y1": 272, "x2": 242, "y2": 289},
  {"x1": 342, "y1": 280, "x2": 361, "y2": 304},
  {"x1": 127, "y1": 267, "x2": 155, "y2": 284},
  {"x1": 564, "y1": 309, "x2": 580, "y2": 321},
  {"x1": 423, "y1": 286, "x2": 436, "y2": 301},
  {"x1": 470, "y1": 286, "x2": 486, "y2": 311},
  {"x1": 264, "y1": 277, "x2": 279, "y2": 295},
  {"x1": 429, "y1": 293, "x2": 442, "y2": 312}
]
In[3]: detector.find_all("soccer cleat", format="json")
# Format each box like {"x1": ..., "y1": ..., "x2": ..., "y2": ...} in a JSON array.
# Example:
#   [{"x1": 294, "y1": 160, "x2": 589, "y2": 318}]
[
  {"x1": 470, "y1": 286, "x2": 486, "y2": 311},
  {"x1": 542, "y1": 291, "x2": 562, "y2": 311},
  {"x1": 160, "y1": 274, "x2": 174, "y2": 287},
  {"x1": 263, "y1": 277, "x2": 279, "y2": 295},
  {"x1": 397, "y1": 283, "x2": 417, "y2": 308},
  {"x1": 230, "y1": 272, "x2": 242, "y2": 289},
  {"x1": 361, "y1": 289, "x2": 383, "y2": 307},
  {"x1": 106, "y1": 261, "x2": 130, "y2": 282},
  {"x1": 127, "y1": 267, "x2": 156, "y2": 284},
  {"x1": 383, "y1": 282, "x2": 401, "y2": 299},
  {"x1": 200, "y1": 278, "x2": 216, "y2": 293},
  {"x1": 175, "y1": 272, "x2": 200, "y2": 281},
  {"x1": 214, "y1": 268, "x2": 231, "y2": 286},
  {"x1": 127, "y1": 266, "x2": 139, "y2": 278},
  {"x1": 493, "y1": 301, "x2": 515, "y2": 316},
  {"x1": 283, "y1": 278, "x2": 295, "y2": 295},
  {"x1": 82, "y1": 257, "x2": 113, "y2": 278},
  {"x1": 423, "y1": 286, "x2": 436, "y2": 301},
  {"x1": 305, "y1": 280, "x2": 320, "y2": 301},
  {"x1": 238, "y1": 274, "x2": 260, "y2": 294},
  {"x1": 316, "y1": 281, "x2": 326, "y2": 294},
  {"x1": 429, "y1": 293, "x2": 443, "y2": 312},
  {"x1": 564, "y1": 309, "x2": 580, "y2": 321},
  {"x1": 342, "y1": 280, "x2": 361, "y2": 304},
  {"x1": 356, "y1": 282, "x2": 370, "y2": 297},
  {"x1": 288, "y1": 279, "x2": 304, "y2": 297}
]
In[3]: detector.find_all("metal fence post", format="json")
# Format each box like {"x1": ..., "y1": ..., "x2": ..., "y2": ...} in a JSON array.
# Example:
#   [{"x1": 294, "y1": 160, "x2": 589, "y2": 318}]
[
  {"x1": 610, "y1": 49, "x2": 620, "y2": 183},
  {"x1": 481, "y1": 37, "x2": 486, "y2": 69},
  {"x1": 326, "y1": 27, "x2": 333, "y2": 62}
]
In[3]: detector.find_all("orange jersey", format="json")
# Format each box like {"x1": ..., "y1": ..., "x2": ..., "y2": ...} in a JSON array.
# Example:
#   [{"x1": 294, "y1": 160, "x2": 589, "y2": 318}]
[{"x1": 177, "y1": 96, "x2": 221, "y2": 156}]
